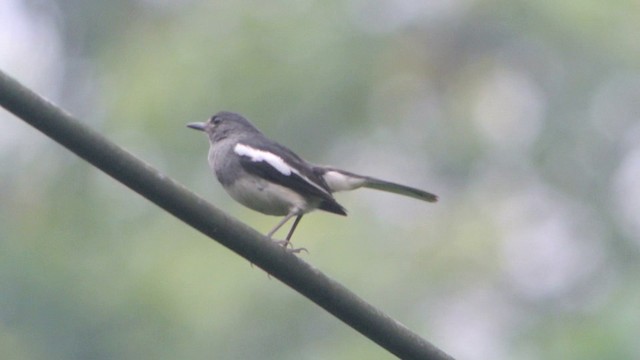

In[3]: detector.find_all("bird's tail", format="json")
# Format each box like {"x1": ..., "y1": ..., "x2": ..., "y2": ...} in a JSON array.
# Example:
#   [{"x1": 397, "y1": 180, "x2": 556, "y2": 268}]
[{"x1": 314, "y1": 167, "x2": 438, "y2": 203}]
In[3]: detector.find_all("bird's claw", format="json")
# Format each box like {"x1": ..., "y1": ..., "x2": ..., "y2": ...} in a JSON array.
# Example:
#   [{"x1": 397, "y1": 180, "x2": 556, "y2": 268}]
[
  {"x1": 275, "y1": 239, "x2": 308, "y2": 254},
  {"x1": 286, "y1": 246, "x2": 308, "y2": 254}
]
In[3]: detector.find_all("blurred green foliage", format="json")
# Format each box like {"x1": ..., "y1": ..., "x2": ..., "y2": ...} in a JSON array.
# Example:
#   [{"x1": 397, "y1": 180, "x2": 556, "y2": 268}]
[{"x1": 1, "y1": 0, "x2": 640, "y2": 359}]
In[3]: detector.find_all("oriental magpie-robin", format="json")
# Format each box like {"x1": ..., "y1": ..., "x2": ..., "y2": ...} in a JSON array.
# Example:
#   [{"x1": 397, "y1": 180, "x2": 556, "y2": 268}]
[{"x1": 187, "y1": 111, "x2": 437, "y2": 249}]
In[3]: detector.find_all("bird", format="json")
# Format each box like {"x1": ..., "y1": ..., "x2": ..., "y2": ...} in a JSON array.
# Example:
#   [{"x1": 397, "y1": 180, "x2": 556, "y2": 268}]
[{"x1": 187, "y1": 111, "x2": 437, "y2": 251}]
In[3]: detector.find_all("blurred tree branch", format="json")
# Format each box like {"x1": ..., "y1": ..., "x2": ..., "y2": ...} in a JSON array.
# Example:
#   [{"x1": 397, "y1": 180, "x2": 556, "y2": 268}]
[{"x1": 0, "y1": 69, "x2": 453, "y2": 360}]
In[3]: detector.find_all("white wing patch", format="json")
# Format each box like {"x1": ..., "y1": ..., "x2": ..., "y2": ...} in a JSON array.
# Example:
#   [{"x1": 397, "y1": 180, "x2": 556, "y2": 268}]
[
  {"x1": 234, "y1": 143, "x2": 293, "y2": 175},
  {"x1": 234, "y1": 143, "x2": 331, "y2": 195}
]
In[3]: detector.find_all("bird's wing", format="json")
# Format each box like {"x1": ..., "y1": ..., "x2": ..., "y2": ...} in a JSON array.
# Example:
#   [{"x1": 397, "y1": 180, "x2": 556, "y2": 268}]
[{"x1": 234, "y1": 140, "x2": 346, "y2": 215}]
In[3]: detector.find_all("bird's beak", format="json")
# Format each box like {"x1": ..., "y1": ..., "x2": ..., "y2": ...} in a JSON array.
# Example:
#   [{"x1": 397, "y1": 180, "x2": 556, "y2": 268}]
[{"x1": 187, "y1": 122, "x2": 206, "y2": 131}]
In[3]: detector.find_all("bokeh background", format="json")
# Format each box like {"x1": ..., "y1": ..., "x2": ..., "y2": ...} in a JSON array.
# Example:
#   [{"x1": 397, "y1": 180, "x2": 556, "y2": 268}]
[{"x1": 2, "y1": 0, "x2": 640, "y2": 359}]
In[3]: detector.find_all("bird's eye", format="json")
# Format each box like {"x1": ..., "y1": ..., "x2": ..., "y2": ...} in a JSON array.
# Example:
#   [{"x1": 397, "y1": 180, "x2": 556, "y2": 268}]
[{"x1": 211, "y1": 116, "x2": 221, "y2": 125}]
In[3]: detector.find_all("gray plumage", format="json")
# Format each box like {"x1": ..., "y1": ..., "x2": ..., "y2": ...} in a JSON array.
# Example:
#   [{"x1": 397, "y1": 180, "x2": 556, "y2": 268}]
[{"x1": 188, "y1": 111, "x2": 437, "y2": 248}]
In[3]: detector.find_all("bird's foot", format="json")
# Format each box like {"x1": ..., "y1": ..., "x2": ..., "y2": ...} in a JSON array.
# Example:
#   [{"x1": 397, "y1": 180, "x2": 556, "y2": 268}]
[
  {"x1": 286, "y1": 246, "x2": 308, "y2": 254},
  {"x1": 274, "y1": 239, "x2": 289, "y2": 247},
  {"x1": 275, "y1": 239, "x2": 308, "y2": 254}
]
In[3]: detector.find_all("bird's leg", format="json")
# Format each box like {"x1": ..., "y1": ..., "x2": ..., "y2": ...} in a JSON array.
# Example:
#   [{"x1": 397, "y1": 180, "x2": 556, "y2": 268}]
[
  {"x1": 267, "y1": 212, "x2": 297, "y2": 238},
  {"x1": 282, "y1": 215, "x2": 307, "y2": 253},
  {"x1": 267, "y1": 211, "x2": 307, "y2": 253},
  {"x1": 285, "y1": 215, "x2": 303, "y2": 241}
]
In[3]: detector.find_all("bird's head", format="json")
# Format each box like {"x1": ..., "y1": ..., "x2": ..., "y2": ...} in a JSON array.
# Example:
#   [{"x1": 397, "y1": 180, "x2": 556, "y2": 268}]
[{"x1": 187, "y1": 111, "x2": 260, "y2": 142}]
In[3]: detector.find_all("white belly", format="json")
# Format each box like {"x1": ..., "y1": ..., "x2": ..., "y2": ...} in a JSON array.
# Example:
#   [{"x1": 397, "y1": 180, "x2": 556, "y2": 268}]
[{"x1": 224, "y1": 177, "x2": 312, "y2": 216}]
